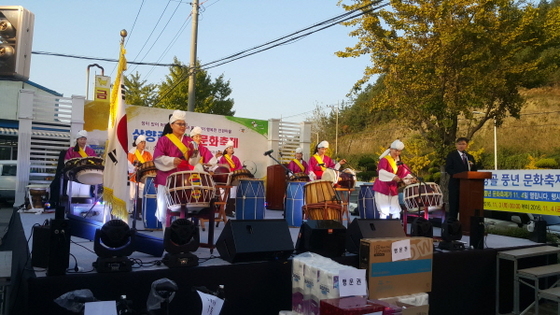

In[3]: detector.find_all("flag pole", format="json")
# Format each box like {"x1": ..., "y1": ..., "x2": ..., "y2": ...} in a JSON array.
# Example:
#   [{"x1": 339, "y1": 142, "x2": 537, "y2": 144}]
[{"x1": 103, "y1": 30, "x2": 129, "y2": 221}]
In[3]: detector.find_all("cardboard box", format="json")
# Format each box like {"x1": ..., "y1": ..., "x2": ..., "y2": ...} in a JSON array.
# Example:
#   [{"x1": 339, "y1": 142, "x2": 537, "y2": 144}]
[{"x1": 359, "y1": 237, "x2": 433, "y2": 299}]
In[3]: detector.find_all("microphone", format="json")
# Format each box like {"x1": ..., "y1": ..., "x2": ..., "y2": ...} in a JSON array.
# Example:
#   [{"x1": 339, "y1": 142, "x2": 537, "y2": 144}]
[{"x1": 263, "y1": 149, "x2": 273, "y2": 156}]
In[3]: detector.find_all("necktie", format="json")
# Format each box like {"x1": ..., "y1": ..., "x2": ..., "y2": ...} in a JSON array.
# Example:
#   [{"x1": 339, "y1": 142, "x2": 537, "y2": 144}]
[{"x1": 462, "y1": 154, "x2": 468, "y2": 165}]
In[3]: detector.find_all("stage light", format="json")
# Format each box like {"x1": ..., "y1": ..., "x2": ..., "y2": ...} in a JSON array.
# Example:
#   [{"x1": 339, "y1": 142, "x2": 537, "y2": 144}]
[
  {"x1": 162, "y1": 218, "x2": 200, "y2": 268},
  {"x1": 438, "y1": 218, "x2": 464, "y2": 250},
  {"x1": 410, "y1": 217, "x2": 433, "y2": 238},
  {"x1": 93, "y1": 219, "x2": 135, "y2": 272}
]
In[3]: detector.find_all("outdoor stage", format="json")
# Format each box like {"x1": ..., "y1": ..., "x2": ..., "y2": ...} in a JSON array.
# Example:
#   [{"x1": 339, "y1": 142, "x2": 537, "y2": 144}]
[{"x1": 2, "y1": 207, "x2": 551, "y2": 315}]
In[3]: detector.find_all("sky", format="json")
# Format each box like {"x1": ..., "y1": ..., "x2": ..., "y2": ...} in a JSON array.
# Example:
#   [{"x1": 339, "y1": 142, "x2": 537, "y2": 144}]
[{"x1": 11, "y1": 0, "x2": 375, "y2": 122}]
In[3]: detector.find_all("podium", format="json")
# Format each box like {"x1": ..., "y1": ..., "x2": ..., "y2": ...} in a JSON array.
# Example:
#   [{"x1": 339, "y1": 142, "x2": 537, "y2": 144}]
[
  {"x1": 453, "y1": 171, "x2": 492, "y2": 234},
  {"x1": 266, "y1": 164, "x2": 287, "y2": 210}
]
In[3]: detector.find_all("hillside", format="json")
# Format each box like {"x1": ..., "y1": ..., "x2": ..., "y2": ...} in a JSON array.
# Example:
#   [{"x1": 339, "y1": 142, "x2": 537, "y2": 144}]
[{"x1": 335, "y1": 85, "x2": 560, "y2": 170}]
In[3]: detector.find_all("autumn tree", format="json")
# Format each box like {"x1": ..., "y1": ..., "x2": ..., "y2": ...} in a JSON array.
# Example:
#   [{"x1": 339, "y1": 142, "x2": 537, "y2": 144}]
[
  {"x1": 155, "y1": 57, "x2": 235, "y2": 116},
  {"x1": 337, "y1": 0, "x2": 552, "y2": 162}
]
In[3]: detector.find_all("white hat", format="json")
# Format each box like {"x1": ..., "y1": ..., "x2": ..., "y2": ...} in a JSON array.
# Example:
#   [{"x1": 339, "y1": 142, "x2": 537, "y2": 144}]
[
  {"x1": 76, "y1": 130, "x2": 88, "y2": 139},
  {"x1": 190, "y1": 126, "x2": 202, "y2": 137},
  {"x1": 390, "y1": 140, "x2": 405, "y2": 150},
  {"x1": 225, "y1": 140, "x2": 234, "y2": 148},
  {"x1": 135, "y1": 135, "x2": 147, "y2": 143},
  {"x1": 295, "y1": 147, "x2": 302, "y2": 154},
  {"x1": 318, "y1": 141, "x2": 329, "y2": 149},
  {"x1": 169, "y1": 110, "x2": 187, "y2": 124}
]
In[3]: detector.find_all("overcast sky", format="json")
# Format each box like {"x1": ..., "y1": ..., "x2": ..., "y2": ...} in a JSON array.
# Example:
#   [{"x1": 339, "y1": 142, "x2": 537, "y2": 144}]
[{"x1": 12, "y1": 0, "x2": 375, "y2": 121}]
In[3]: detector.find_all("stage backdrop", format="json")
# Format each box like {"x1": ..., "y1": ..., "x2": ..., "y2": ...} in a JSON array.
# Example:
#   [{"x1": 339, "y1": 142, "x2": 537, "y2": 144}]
[
  {"x1": 83, "y1": 101, "x2": 269, "y2": 179},
  {"x1": 483, "y1": 169, "x2": 560, "y2": 216}
]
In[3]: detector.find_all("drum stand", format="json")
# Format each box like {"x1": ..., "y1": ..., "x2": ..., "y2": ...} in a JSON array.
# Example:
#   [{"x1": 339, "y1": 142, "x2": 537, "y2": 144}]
[
  {"x1": 61, "y1": 174, "x2": 101, "y2": 218},
  {"x1": 400, "y1": 164, "x2": 433, "y2": 235}
]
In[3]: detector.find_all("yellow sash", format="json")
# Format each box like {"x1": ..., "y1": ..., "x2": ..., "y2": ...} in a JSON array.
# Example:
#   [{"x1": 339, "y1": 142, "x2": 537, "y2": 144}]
[
  {"x1": 134, "y1": 150, "x2": 145, "y2": 163},
  {"x1": 313, "y1": 154, "x2": 326, "y2": 171},
  {"x1": 224, "y1": 154, "x2": 236, "y2": 170},
  {"x1": 165, "y1": 134, "x2": 189, "y2": 160},
  {"x1": 292, "y1": 159, "x2": 305, "y2": 172},
  {"x1": 384, "y1": 155, "x2": 398, "y2": 174},
  {"x1": 78, "y1": 147, "x2": 88, "y2": 158}
]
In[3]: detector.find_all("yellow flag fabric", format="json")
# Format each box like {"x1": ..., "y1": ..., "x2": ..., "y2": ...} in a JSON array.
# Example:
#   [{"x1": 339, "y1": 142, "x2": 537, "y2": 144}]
[{"x1": 102, "y1": 42, "x2": 129, "y2": 220}]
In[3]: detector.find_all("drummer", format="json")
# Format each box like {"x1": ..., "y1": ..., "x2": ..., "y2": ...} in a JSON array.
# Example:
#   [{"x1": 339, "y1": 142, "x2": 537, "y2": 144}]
[
  {"x1": 218, "y1": 140, "x2": 242, "y2": 171},
  {"x1": 63, "y1": 130, "x2": 98, "y2": 200},
  {"x1": 127, "y1": 135, "x2": 153, "y2": 213},
  {"x1": 64, "y1": 130, "x2": 97, "y2": 161},
  {"x1": 308, "y1": 140, "x2": 346, "y2": 180},
  {"x1": 153, "y1": 110, "x2": 195, "y2": 227},
  {"x1": 189, "y1": 126, "x2": 221, "y2": 167},
  {"x1": 217, "y1": 140, "x2": 242, "y2": 217},
  {"x1": 372, "y1": 140, "x2": 415, "y2": 219},
  {"x1": 287, "y1": 147, "x2": 310, "y2": 178}
]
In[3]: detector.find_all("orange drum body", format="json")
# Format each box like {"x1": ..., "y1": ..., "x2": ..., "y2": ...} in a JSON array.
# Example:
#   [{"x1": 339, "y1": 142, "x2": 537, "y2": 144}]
[
  {"x1": 210, "y1": 165, "x2": 231, "y2": 186},
  {"x1": 230, "y1": 169, "x2": 253, "y2": 186},
  {"x1": 165, "y1": 171, "x2": 215, "y2": 212},
  {"x1": 137, "y1": 161, "x2": 157, "y2": 183},
  {"x1": 65, "y1": 157, "x2": 104, "y2": 185},
  {"x1": 303, "y1": 180, "x2": 343, "y2": 222},
  {"x1": 403, "y1": 182, "x2": 443, "y2": 212},
  {"x1": 305, "y1": 204, "x2": 343, "y2": 221},
  {"x1": 336, "y1": 169, "x2": 356, "y2": 189},
  {"x1": 304, "y1": 180, "x2": 338, "y2": 204}
]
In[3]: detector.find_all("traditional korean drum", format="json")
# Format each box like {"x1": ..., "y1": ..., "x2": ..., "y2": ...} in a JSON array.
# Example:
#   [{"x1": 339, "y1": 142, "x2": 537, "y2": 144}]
[
  {"x1": 358, "y1": 184, "x2": 377, "y2": 219},
  {"x1": 403, "y1": 182, "x2": 443, "y2": 212},
  {"x1": 142, "y1": 176, "x2": 162, "y2": 230},
  {"x1": 235, "y1": 179, "x2": 265, "y2": 220},
  {"x1": 285, "y1": 181, "x2": 305, "y2": 227},
  {"x1": 137, "y1": 161, "x2": 157, "y2": 183},
  {"x1": 165, "y1": 171, "x2": 215, "y2": 212}
]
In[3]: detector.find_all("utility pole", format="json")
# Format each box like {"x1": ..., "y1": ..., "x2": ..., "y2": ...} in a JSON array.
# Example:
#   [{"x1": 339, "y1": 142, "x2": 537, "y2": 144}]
[{"x1": 187, "y1": 0, "x2": 199, "y2": 112}]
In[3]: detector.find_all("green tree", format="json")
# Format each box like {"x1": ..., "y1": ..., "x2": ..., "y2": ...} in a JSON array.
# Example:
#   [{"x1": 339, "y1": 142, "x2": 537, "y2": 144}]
[
  {"x1": 124, "y1": 71, "x2": 157, "y2": 107},
  {"x1": 337, "y1": 0, "x2": 550, "y2": 162},
  {"x1": 155, "y1": 57, "x2": 235, "y2": 116}
]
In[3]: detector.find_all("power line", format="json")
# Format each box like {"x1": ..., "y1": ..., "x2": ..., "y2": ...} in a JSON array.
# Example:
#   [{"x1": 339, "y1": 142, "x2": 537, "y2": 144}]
[{"x1": 31, "y1": 51, "x2": 174, "y2": 67}]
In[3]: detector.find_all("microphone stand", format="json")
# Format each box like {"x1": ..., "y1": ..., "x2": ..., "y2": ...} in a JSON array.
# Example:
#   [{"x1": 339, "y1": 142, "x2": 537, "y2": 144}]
[{"x1": 264, "y1": 152, "x2": 297, "y2": 179}]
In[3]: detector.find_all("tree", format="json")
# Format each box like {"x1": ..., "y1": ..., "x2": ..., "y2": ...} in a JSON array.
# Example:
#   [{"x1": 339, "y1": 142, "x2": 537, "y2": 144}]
[
  {"x1": 337, "y1": 0, "x2": 549, "y2": 162},
  {"x1": 155, "y1": 57, "x2": 235, "y2": 116},
  {"x1": 124, "y1": 71, "x2": 157, "y2": 107}
]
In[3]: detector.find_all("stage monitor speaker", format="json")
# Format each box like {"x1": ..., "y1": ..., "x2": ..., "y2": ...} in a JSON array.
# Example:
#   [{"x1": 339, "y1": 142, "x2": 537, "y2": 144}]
[
  {"x1": 296, "y1": 220, "x2": 346, "y2": 257},
  {"x1": 469, "y1": 216, "x2": 485, "y2": 249},
  {"x1": 216, "y1": 220, "x2": 294, "y2": 263},
  {"x1": 346, "y1": 219, "x2": 405, "y2": 254},
  {"x1": 31, "y1": 219, "x2": 71, "y2": 276},
  {"x1": 411, "y1": 217, "x2": 433, "y2": 238}
]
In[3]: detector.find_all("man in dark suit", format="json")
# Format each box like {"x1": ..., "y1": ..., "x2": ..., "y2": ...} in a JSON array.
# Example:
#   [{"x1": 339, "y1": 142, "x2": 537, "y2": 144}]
[{"x1": 445, "y1": 137, "x2": 477, "y2": 220}]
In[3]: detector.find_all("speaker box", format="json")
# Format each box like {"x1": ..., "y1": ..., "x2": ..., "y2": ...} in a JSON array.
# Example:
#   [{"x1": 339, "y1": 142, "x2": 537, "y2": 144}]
[
  {"x1": 216, "y1": 220, "x2": 294, "y2": 263},
  {"x1": 411, "y1": 217, "x2": 433, "y2": 238},
  {"x1": 469, "y1": 216, "x2": 485, "y2": 249},
  {"x1": 529, "y1": 220, "x2": 547, "y2": 243},
  {"x1": 296, "y1": 220, "x2": 346, "y2": 257},
  {"x1": 346, "y1": 219, "x2": 406, "y2": 254}
]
